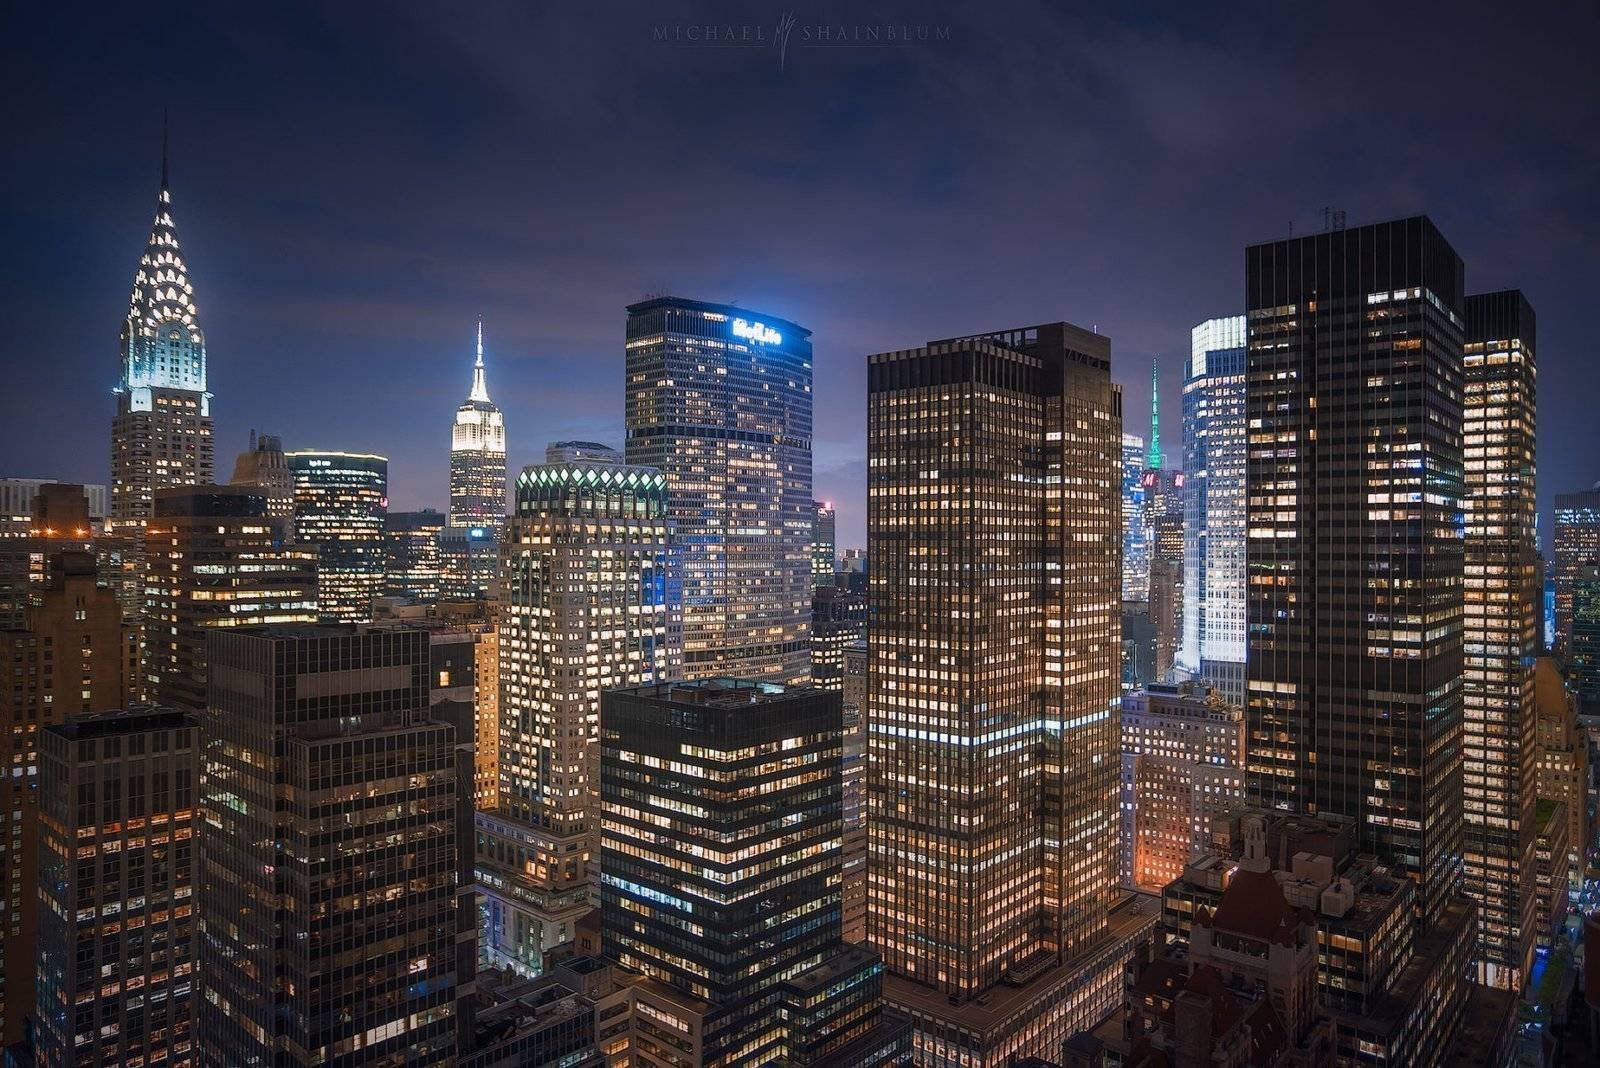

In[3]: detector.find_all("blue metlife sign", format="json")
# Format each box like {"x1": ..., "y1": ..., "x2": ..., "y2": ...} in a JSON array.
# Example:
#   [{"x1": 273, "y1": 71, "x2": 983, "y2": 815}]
[{"x1": 731, "y1": 317, "x2": 782, "y2": 345}]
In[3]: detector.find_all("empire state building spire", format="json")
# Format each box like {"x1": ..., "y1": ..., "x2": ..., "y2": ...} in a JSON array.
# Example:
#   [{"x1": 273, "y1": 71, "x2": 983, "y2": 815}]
[
  {"x1": 449, "y1": 319, "x2": 508, "y2": 540},
  {"x1": 469, "y1": 317, "x2": 490, "y2": 403}
]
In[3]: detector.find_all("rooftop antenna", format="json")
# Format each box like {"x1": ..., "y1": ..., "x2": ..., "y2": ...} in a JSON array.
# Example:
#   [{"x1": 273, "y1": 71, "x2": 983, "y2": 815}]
[{"x1": 160, "y1": 111, "x2": 170, "y2": 191}]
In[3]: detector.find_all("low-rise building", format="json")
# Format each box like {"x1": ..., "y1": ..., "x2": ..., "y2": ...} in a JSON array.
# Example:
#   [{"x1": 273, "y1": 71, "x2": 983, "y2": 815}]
[{"x1": 1119, "y1": 683, "x2": 1245, "y2": 893}]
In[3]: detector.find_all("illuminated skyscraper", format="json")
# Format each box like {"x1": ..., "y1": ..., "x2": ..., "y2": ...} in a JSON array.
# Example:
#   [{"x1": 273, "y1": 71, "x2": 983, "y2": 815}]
[
  {"x1": 1179, "y1": 315, "x2": 1248, "y2": 704},
  {"x1": 625, "y1": 297, "x2": 813, "y2": 683},
  {"x1": 450, "y1": 320, "x2": 508, "y2": 529},
  {"x1": 867, "y1": 322, "x2": 1153, "y2": 1063},
  {"x1": 1120, "y1": 432, "x2": 1148, "y2": 603},
  {"x1": 144, "y1": 485, "x2": 319, "y2": 710},
  {"x1": 1246, "y1": 216, "x2": 1469, "y2": 929},
  {"x1": 1459, "y1": 290, "x2": 1538, "y2": 989},
  {"x1": 286, "y1": 450, "x2": 388, "y2": 621},
  {"x1": 109, "y1": 135, "x2": 214, "y2": 536},
  {"x1": 1553, "y1": 485, "x2": 1600, "y2": 656},
  {"x1": 477, "y1": 443, "x2": 680, "y2": 975},
  {"x1": 811, "y1": 499, "x2": 836, "y2": 587}
]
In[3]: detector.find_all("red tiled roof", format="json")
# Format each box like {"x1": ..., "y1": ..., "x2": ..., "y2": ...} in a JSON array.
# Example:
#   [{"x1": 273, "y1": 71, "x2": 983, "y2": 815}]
[{"x1": 1200, "y1": 868, "x2": 1312, "y2": 946}]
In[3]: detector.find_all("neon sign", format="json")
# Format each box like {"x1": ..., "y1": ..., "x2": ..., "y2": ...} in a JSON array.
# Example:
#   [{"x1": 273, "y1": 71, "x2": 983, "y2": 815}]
[{"x1": 731, "y1": 318, "x2": 782, "y2": 345}]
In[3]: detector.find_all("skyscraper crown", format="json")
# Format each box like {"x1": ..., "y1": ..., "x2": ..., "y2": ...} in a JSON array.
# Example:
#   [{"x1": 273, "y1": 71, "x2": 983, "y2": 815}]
[{"x1": 126, "y1": 130, "x2": 200, "y2": 342}]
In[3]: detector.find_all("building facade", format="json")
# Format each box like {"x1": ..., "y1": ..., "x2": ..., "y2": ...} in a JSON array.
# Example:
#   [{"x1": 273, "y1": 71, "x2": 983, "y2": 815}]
[
  {"x1": 1121, "y1": 432, "x2": 1149, "y2": 605},
  {"x1": 109, "y1": 148, "x2": 214, "y2": 536},
  {"x1": 810, "y1": 584, "x2": 866, "y2": 690},
  {"x1": 1119, "y1": 683, "x2": 1246, "y2": 893},
  {"x1": 143, "y1": 486, "x2": 319, "y2": 710},
  {"x1": 478, "y1": 445, "x2": 681, "y2": 976},
  {"x1": 1533, "y1": 656, "x2": 1589, "y2": 891},
  {"x1": 867, "y1": 322, "x2": 1149, "y2": 1064},
  {"x1": 1145, "y1": 470, "x2": 1185, "y2": 684},
  {"x1": 383, "y1": 508, "x2": 446, "y2": 601},
  {"x1": 199, "y1": 625, "x2": 462, "y2": 1066},
  {"x1": 228, "y1": 432, "x2": 294, "y2": 529},
  {"x1": 1179, "y1": 315, "x2": 1248, "y2": 704},
  {"x1": 1245, "y1": 217, "x2": 1467, "y2": 929},
  {"x1": 286, "y1": 451, "x2": 388, "y2": 621},
  {"x1": 36, "y1": 707, "x2": 198, "y2": 1068},
  {"x1": 0, "y1": 552, "x2": 135, "y2": 1047},
  {"x1": 599, "y1": 679, "x2": 904, "y2": 1066},
  {"x1": 1553, "y1": 485, "x2": 1600, "y2": 656},
  {"x1": 1460, "y1": 290, "x2": 1540, "y2": 989},
  {"x1": 624, "y1": 297, "x2": 813, "y2": 683},
  {"x1": 811, "y1": 499, "x2": 836, "y2": 587}
]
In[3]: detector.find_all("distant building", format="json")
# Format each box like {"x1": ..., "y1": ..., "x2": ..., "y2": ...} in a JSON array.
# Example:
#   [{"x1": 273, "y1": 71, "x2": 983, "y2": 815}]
[
  {"x1": 625, "y1": 297, "x2": 813, "y2": 683},
  {"x1": 1144, "y1": 468, "x2": 1184, "y2": 682},
  {"x1": 841, "y1": 639, "x2": 869, "y2": 945},
  {"x1": 450, "y1": 320, "x2": 508, "y2": 530},
  {"x1": 36, "y1": 707, "x2": 198, "y2": 1068},
  {"x1": 143, "y1": 485, "x2": 318, "y2": 709},
  {"x1": 1120, "y1": 432, "x2": 1148, "y2": 604},
  {"x1": 228, "y1": 431, "x2": 294, "y2": 529},
  {"x1": 1119, "y1": 683, "x2": 1246, "y2": 893},
  {"x1": 599, "y1": 679, "x2": 908, "y2": 1065},
  {"x1": 1571, "y1": 565, "x2": 1600, "y2": 717},
  {"x1": 0, "y1": 478, "x2": 108, "y2": 529},
  {"x1": 286, "y1": 450, "x2": 388, "y2": 621},
  {"x1": 811, "y1": 584, "x2": 865, "y2": 690},
  {"x1": 384, "y1": 508, "x2": 447, "y2": 601},
  {"x1": 199, "y1": 625, "x2": 463, "y2": 1066},
  {"x1": 1179, "y1": 316, "x2": 1247, "y2": 704},
  {"x1": 1553, "y1": 485, "x2": 1600, "y2": 656},
  {"x1": 811, "y1": 499, "x2": 837, "y2": 587},
  {"x1": 0, "y1": 551, "x2": 135, "y2": 1048}
]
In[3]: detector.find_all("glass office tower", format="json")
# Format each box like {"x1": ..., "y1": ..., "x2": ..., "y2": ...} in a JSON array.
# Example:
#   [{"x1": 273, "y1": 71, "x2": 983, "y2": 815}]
[
  {"x1": 867, "y1": 322, "x2": 1151, "y2": 1063},
  {"x1": 1244, "y1": 218, "x2": 1473, "y2": 1063},
  {"x1": 624, "y1": 297, "x2": 813, "y2": 683},
  {"x1": 1459, "y1": 291, "x2": 1539, "y2": 989},
  {"x1": 286, "y1": 451, "x2": 388, "y2": 621},
  {"x1": 1180, "y1": 315, "x2": 1247, "y2": 704}
]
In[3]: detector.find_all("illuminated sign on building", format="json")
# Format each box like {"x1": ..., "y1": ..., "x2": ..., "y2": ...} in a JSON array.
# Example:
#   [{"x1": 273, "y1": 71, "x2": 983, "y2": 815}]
[{"x1": 731, "y1": 318, "x2": 782, "y2": 345}]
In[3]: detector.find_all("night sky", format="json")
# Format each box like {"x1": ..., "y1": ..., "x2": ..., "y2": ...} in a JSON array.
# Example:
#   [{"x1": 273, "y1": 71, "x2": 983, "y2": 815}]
[{"x1": 4, "y1": 2, "x2": 1597, "y2": 549}]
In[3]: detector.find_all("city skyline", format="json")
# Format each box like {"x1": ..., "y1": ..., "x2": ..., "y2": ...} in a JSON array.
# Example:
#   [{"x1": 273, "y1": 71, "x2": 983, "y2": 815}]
[{"x1": 5, "y1": 5, "x2": 1598, "y2": 551}]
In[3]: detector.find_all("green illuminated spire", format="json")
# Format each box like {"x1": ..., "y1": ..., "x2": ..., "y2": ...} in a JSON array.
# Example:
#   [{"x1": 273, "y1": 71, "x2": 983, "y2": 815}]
[{"x1": 1146, "y1": 358, "x2": 1162, "y2": 469}]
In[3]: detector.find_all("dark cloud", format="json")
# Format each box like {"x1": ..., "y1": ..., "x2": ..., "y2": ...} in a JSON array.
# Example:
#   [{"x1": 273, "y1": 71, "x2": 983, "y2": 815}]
[{"x1": 3, "y1": 1, "x2": 1597, "y2": 549}]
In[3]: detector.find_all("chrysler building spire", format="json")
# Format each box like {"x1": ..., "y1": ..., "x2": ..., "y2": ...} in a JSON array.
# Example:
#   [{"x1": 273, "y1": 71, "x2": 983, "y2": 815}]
[{"x1": 110, "y1": 124, "x2": 215, "y2": 537}]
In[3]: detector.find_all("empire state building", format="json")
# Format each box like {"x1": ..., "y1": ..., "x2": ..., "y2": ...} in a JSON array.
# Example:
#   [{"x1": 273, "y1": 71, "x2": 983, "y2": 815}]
[
  {"x1": 449, "y1": 319, "x2": 507, "y2": 529},
  {"x1": 109, "y1": 137, "x2": 214, "y2": 532}
]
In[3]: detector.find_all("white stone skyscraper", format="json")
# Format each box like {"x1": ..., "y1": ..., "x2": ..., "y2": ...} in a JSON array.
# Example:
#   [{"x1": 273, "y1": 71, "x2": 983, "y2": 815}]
[
  {"x1": 110, "y1": 133, "x2": 214, "y2": 534},
  {"x1": 449, "y1": 319, "x2": 507, "y2": 528},
  {"x1": 1179, "y1": 316, "x2": 1247, "y2": 704}
]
